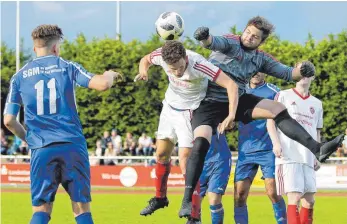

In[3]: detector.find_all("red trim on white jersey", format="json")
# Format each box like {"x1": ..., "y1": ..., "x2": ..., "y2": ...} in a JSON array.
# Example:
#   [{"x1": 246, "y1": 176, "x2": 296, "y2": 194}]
[
  {"x1": 292, "y1": 88, "x2": 310, "y2": 100},
  {"x1": 277, "y1": 164, "x2": 284, "y2": 195},
  {"x1": 274, "y1": 92, "x2": 280, "y2": 101},
  {"x1": 149, "y1": 48, "x2": 162, "y2": 64},
  {"x1": 193, "y1": 63, "x2": 220, "y2": 81}
]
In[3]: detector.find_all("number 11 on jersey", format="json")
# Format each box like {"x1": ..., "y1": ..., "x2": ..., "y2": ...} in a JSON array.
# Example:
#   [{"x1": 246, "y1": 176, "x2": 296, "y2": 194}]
[{"x1": 34, "y1": 78, "x2": 57, "y2": 115}]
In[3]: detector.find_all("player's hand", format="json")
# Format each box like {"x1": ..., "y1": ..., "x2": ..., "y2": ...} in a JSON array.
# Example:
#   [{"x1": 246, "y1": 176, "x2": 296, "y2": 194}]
[
  {"x1": 217, "y1": 115, "x2": 235, "y2": 134},
  {"x1": 134, "y1": 72, "x2": 148, "y2": 82},
  {"x1": 225, "y1": 121, "x2": 236, "y2": 131},
  {"x1": 299, "y1": 61, "x2": 315, "y2": 78},
  {"x1": 314, "y1": 159, "x2": 321, "y2": 171},
  {"x1": 109, "y1": 70, "x2": 124, "y2": 83},
  {"x1": 194, "y1": 27, "x2": 210, "y2": 41},
  {"x1": 273, "y1": 144, "x2": 282, "y2": 158}
]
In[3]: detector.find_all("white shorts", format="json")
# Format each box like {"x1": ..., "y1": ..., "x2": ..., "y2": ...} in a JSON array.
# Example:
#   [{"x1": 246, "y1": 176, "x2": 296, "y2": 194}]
[
  {"x1": 275, "y1": 163, "x2": 316, "y2": 195},
  {"x1": 157, "y1": 102, "x2": 194, "y2": 148}
]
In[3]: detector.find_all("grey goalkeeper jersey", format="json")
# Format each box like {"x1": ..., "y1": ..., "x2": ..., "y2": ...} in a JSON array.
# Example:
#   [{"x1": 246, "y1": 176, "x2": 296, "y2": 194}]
[{"x1": 205, "y1": 34, "x2": 294, "y2": 102}]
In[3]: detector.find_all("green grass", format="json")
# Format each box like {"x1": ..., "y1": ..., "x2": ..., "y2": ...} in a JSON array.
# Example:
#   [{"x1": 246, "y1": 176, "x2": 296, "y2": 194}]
[{"x1": 1, "y1": 191, "x2": 347, "y2": 224}]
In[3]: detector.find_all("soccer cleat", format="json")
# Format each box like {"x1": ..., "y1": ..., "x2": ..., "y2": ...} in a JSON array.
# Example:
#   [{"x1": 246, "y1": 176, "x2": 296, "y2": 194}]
[
  {"x1": 140, "y1": 197, "x2": 169, "y2": 216},
  {"x1": 317, "y1": 134, "x2": 344, "y2": 163},
  {"x1": 186, "y1": 218, "x2": 202, "y2": 224},
  {"x1": 179, "y1": 201, "x2": 192, "y2": 219}
]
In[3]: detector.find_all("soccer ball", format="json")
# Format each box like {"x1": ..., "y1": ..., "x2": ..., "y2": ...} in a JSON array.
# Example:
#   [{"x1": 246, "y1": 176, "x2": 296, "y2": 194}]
[{"x1": 155, "y1": 12, "x2": 184, "y2": 40}]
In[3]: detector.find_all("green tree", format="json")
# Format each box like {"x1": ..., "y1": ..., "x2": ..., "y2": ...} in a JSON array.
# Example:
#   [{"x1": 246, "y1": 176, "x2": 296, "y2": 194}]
[
  {"x1": 1, "y1": 42, "x2": 31, "y2": 133},
  {"x1": 1, "y1": 30, "x2": 346, "y2": 150}
]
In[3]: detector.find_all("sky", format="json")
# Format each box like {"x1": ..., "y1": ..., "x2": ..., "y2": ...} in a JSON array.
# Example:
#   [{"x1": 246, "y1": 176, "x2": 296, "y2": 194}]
[{"x1": 1, "y1": 1, "x2": 347, "y2": 51}]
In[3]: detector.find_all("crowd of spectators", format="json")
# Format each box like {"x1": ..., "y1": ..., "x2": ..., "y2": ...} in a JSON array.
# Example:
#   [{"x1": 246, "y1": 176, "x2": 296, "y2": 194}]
[
  {"x1": 1, "y1": 127, "x2": 346, "y2": 165},
  {"x1": 89, "y1": 129, "x2": 178, "y2": 166}
]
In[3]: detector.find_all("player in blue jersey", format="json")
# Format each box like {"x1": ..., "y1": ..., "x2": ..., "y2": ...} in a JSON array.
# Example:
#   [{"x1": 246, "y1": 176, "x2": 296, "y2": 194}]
[
  {"x1": 179, "y1": 16, "x2": 344, "y2": 218},
  {"x1": 187, "y1": 134, "x2": 231, "y2": 224},
  {"x1": 234, "y1": 73, "x2": 286, "y2": 224},
  {"x1": 3, "y1": 25, "x2": 121, "y2": 224}
]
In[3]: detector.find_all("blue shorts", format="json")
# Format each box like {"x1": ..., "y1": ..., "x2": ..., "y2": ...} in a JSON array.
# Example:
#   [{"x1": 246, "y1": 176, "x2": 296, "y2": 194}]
[
  {"x1": 30, "y1": 142, "x2": 91, "y2": 206},
  {"x1": 200, "y1": 158, "x2": 231, "y2": 197},
  {"x1": 234, "y1": 150, "x2": 275, "y2": 183}
]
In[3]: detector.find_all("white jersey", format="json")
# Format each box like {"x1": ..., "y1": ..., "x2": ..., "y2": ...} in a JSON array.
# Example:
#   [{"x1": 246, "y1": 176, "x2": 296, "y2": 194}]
[
  {"x1": 150, "y1": 48, "x2": 221, "y2": 110},
  {"x1": 275, "y1": 88, "x2": 323, "y2": 168}
]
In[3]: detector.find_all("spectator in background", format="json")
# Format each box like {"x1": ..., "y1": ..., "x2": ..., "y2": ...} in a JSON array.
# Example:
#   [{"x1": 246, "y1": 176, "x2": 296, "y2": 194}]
[
  {"x1": 111, "y1": 129, "x2": 122, "y2": 155},
  {"x1": 101, "y1": 130, "x2": 112, "y2": 156},
  {"x1": 336, "y1": 128, "x2": 347, "y2": 160},
  {"x1": 137, "y1": 132, "x2": 153, "y2": 156},
  {"x1": 105, "y1": 141, "x2": 117, "y2": 165},
  {"x1": 89, "y1": 152, "x2": 99, "y2": 166},
  {"x1": 151, "y1": 132, "x2": 158, "y2": 154},
  {"x1": 94, "y1": 139, "x2": 103, "y2": 165},
  {"x1": 123, "y1": 132, "x2": 137, "y2": 156},
  {"x1": 1, "y1": 129, "x2": 9, "y2": 155}
]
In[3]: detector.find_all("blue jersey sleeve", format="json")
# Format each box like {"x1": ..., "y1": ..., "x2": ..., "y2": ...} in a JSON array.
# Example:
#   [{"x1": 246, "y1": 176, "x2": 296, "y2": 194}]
[
  {"x1": 4, "y1": 75, "x2": 21, "y2": 116},
  {"x1": 70, "y1": 62, "x2": 95, "y2": 88},
  {"x1": 208, "y1": 34, "x2": 240, "y2": 54},
  {"x1": 266, "y1": 83, "x2": 281, "y2": 100},
  {"x1": 260, "y1": 52, "x2": 293, "y2": 82}
]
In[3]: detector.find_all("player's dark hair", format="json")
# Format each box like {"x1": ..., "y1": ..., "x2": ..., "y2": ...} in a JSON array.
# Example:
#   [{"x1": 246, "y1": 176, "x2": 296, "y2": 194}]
[
  {"x1": 161, "y1": 40, "x2": 186, "y2": 64},
  {"x1": 31, "y1": 24, "x2": 63, "y2": 47},
  {"x1": 246, "y1": 16, "x2": 274, "y2": 41}
]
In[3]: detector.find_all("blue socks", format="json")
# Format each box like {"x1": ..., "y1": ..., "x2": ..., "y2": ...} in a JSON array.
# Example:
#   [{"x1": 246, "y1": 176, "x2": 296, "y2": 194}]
[
  {"x1": 30, "y1": 212, "x2": 50, "y2": 224},
  {"x1": 234, "y1": 205, "x2": 248, "y2": 224},
  {"x1": 272, "y1": 198, "x2": 287, "y2": 224},
  {"x1": 75, "y1": 212, "x2": 94, "y2": 224},
  {"x1": 210, "y1": 204, "x2": 224, "y2": 224}
]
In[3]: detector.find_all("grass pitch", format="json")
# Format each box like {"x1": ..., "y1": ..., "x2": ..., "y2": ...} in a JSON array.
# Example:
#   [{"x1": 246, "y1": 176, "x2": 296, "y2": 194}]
[{"x1": 1, "y1": 188, "x2": 347, "y2": 224}]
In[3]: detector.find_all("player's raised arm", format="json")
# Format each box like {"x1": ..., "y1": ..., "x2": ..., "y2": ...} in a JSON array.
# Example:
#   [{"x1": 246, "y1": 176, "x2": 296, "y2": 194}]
[
  {"x1": 260, "y1": 53, "x2": 316, "y2": 82},
  {"x1": 134, "y1": 54, "x2": 152, "y2": 82},
  {"x1": 88, "y1": 70, "x2": 122, "y2": 91},
  {"x1": 135, "y1": 48, "x2": 163, "y2": 82},
  {"x1": 194, "y1": 27, "x2": 238, "y2": 53},
  {"x1": 69, "y1": 61, "x2": 121, "y2": 91}
]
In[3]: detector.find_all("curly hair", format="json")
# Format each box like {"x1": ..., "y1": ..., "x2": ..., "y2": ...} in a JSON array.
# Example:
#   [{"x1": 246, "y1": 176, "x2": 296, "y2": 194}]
[
  {"x1": 31, "y1": 24, "x2": 63, "y2": 47},
  {"x1": 161, "y1": 40, "x2": 186, "y2": 64},
  {"x1": 246, "y1": 16, "x2": 275, "y2": 41}
]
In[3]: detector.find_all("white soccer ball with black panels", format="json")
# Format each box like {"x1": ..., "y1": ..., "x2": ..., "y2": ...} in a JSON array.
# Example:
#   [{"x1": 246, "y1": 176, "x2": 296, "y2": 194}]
[{"x1": 155, "y1": 12, "x2": 184, "y2": 40}]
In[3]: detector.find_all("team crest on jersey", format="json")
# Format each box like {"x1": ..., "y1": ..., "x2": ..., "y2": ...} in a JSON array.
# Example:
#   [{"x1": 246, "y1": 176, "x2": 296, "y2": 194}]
[{"x1": 310, "y1": 107, "x2": 315, "y2": 114}]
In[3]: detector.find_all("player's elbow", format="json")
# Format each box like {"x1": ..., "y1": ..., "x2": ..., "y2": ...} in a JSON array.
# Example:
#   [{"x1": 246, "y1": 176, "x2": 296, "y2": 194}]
[
  {"x1": 3, "y1": 115, "x2": 15, "y2": 128},
  {"x1": 226, "y1": 79, "x2": 238, "y2": 92}
]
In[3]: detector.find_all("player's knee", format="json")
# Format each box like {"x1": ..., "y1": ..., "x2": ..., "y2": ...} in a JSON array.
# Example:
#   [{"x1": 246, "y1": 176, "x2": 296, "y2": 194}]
[
  {"x1": 72, "y1": 202, "x2": 90, "y2": 217},
  {"x1": 208, "y1": 192, "x2": 222, "y2": 205},
  {"x1": 156, "y1": 149, "x2": 171, "y2": 163},
  {"x1": 156, "y1": 153, "x2": 170, "y2": 163},
  {"x1": 32, "y1": 203, "x2": 53, "y2": 215},
  {"x1": 302, "y1": 199, "x2": 315, "y2": 208},
  {"x1": 301, "y1": 195, "x2": 315, "y2": 208},
  {"x1": 191, "y1": 137, "x2": 210, "y2": 154},
  {"x1": 287, "y1": 192, "x2": 302, "y2": 205},
  {"x1": 266, "y1": 187, "x2": 280, "y2": 202},
  {"x1": 234, "y1": 190, "x2": 248, "y2": 205},
  {"x1": 272, "y1": 102, "x2": 287, "y2": 118}
]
